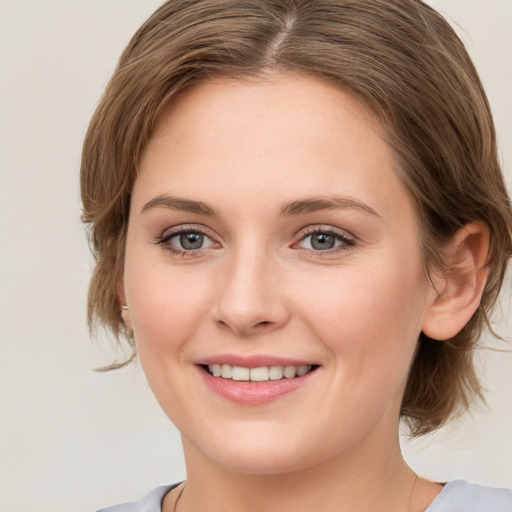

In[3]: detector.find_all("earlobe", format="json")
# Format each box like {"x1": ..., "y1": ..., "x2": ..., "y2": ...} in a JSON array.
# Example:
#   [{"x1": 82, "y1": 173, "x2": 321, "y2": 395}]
[
  {"x1": 120, "y1": 306, "x2": 132, "y2": 330},
  {"x1": 117, "y1": 280, "x2": 133, "y2": 330},
  {"x1": 421, "y1": 222, "x2": 490, "y2": 340}
]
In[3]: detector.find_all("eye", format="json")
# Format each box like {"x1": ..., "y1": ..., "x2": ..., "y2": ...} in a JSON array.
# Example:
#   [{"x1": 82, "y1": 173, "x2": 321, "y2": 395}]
[
  {"x1": 177, "y1": 232, "x2": 207, "y2": 250},
  {"x1": 304, "y1": 232, "x2": 337, "y2": 250},
  {"x1": 157, "y1": 227, "x2": 217, "y2": 255},
  {"x1": 296, "y1": 228, "x2": 355, "y2": 253}
]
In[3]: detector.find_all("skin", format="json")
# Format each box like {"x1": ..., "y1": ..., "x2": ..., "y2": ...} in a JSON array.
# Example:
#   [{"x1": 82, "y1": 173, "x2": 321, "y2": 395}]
[{"x1": 120, "y1": 74, "x2": 488, "y2": 511}]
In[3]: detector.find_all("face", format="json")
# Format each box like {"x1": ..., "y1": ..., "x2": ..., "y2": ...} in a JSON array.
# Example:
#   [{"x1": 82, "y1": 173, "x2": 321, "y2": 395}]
[{"x1": 122, "y1": 74, "x2": 436, "y2": 474}]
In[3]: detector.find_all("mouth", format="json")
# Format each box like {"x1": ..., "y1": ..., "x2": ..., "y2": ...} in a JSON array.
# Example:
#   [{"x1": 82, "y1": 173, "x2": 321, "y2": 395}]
[
  {"x1": 201, "y1": 363, "x2": 319, "y2": 382},
  {"x1": 196, "y1": 356, "x2": 321, "y2": 404}
]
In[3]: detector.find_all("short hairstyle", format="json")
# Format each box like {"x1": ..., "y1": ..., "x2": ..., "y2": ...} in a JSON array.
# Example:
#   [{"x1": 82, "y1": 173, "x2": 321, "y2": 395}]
[{"x1": 81, "y1": 0, "x2": 512, "y2": 435}]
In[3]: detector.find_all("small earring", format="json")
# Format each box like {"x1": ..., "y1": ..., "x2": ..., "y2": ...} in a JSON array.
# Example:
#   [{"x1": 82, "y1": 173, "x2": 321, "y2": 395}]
[{"x1": 120, "y1": 305, "x2": 132, "y2": 330}]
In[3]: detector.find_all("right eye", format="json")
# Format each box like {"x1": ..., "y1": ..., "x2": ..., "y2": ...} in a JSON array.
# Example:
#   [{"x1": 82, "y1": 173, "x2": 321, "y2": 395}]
[{"x1": 157, "y1": 227, "x2": 218, "y2": 255}]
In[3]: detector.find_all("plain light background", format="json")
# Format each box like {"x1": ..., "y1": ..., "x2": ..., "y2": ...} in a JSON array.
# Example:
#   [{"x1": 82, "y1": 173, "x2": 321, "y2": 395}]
[{"x1": 0, "y1": 1, "x2": 511, "y2": 511}]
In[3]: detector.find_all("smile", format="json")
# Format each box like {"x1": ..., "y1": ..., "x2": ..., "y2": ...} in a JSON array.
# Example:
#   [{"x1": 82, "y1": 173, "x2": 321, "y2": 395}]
[
  {"x1": 198, "y1": 360, "x2": 320, "y2": 405},
  {"x1": 205, "y1": 364, "x2": 315, "y2": 381}
]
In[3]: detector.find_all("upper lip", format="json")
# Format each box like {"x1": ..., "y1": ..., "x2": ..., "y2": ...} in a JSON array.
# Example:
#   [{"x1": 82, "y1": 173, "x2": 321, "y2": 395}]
[{"x1": 195, "y1": 354, "x2": 318, "y2": 368}]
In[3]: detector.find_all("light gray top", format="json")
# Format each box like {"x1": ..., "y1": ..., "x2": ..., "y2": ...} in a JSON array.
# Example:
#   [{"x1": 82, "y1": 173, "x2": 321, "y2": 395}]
[
  {"x1": 425, "y1": 480, "x2": 512, "y2": 511},
  {"x1": 95, "y1": 480, "x2": 512, "y2": 512}
]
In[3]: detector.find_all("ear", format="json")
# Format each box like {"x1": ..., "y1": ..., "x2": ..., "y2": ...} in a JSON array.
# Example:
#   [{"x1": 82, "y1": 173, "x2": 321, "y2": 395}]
[
  {"x1": 422, "y1": 222, "x2": 490, "y2": 340},
  {"x1": 117, "y1": 279, "x2": 132, "y2": 330}
]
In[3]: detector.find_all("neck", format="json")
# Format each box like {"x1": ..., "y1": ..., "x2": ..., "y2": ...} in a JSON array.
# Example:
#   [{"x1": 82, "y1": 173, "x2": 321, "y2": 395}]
[{"x1": 176, "y1": 431, "x2": 416, "y2": 512}]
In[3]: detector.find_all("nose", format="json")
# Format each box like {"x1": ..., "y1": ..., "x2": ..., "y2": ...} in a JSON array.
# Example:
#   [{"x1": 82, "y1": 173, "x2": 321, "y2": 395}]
[{"x1": 213, "y1": 247, "x2": 290, "y2": 337}]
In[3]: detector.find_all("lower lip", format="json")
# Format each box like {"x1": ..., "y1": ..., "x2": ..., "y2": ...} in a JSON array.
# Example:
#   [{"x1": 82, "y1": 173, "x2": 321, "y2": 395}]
[{"x1": 198, "y1": 367, "x2": 317, "y2": 405}]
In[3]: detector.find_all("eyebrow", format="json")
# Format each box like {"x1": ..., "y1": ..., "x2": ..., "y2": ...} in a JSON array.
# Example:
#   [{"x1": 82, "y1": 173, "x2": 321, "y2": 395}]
[
  {"x1": 141, "y1": 194, "x2": 380, "y2": 219},
  {"x1": 141, "y1": 195, "x2": 219, "y2": 217},
  {"x1": 280, "y1": 196, "x2": 381, "y2": 218}
]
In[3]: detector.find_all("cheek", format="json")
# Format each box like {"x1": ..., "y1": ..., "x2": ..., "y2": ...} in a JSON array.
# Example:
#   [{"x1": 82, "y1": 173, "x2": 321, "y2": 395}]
[
  {"x1": 296, "y1": 255, "x2": 428, "y2": 378},
  {"x1": 123, "y1": 252, "x2": 212, "y2": 358},
  {"x1": 122, "y1": 252, "x2": 215, "y2": 420}
]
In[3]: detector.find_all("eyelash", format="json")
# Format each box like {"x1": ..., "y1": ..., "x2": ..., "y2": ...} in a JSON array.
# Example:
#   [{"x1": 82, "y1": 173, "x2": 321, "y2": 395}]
[
  {"x1": 155, "y1": 225, "x2": 356, "y2": 257},
  {"x1": 155, "y1": 225, "x2": 217, "y2": 257},
  {"x1": 293, "y1": 227, "x2": 356, "y2": 255}
]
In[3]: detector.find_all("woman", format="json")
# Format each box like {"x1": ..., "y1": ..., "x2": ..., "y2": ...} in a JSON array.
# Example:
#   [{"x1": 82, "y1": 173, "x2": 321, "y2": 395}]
[{"x1": 81, "y1": 0, "x2": 512, "y2": 510}]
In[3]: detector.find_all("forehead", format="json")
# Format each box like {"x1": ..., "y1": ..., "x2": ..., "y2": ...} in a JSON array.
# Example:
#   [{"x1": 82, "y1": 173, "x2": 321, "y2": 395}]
[
  {"x1": 136, "y1": 73, "x2": 413, "y2": 223},
  {"x1": 149, "y1": 73, "x2": 385, "y2": 153}
]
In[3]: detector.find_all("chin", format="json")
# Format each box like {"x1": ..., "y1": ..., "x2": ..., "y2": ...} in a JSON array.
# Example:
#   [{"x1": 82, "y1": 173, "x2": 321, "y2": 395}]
[
  {"x1": 184, "y1": 422, "x2": 335, "y2": 476},
  {"x1": 213, "y1": 448, "x2": 313, "y2": 475}
]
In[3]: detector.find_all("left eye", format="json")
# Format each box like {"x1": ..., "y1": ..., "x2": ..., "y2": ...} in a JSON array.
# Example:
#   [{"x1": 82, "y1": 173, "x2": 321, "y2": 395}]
[{"x1": 299, "y1": 231, "x2": 353, "y2": 251}]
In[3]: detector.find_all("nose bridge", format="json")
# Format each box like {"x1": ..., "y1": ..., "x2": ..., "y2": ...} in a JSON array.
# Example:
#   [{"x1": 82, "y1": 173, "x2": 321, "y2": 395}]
[{"x1": 214, "y1": 237, "x2": 288, "y2": 335}]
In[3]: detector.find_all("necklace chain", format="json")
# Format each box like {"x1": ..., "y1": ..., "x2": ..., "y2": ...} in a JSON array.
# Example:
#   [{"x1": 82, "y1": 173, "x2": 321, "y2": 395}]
[
  {"x1": 172, "y1": 484, "x2": 185, "y2": 512},
  {"x1": 172, "y1": 474, "x2": 418, "y2": 512},
  {"x1": 407, "y1": 473, "x2": 419, "y2": 512}
]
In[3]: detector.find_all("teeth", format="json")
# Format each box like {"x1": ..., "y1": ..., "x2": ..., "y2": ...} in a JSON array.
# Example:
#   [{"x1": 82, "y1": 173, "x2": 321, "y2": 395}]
[
  {"x1": 211, "y1": 363, "x2": 222, "y2": 377},
  {"x1": 250, "y1": 367, "x2": 269, "y2": 381},
  {"x1": 269, "y1": 366, "x2": 283, "y2": 380},
  {"x1": 207, "y1": 364, "x2": 313, "y2": 381},
  {"x1": 297, "y1": 365, "x2": 310, "y2": 377},
  {"x1": 221, "y1": 364, "x2": 232, "y2": 379},
  {"x1": 231, "y1": 366, "x2": 250, "y2": 381},
  {"x1": 283, "y1": 366, "x2": 297, "y2": 378}
]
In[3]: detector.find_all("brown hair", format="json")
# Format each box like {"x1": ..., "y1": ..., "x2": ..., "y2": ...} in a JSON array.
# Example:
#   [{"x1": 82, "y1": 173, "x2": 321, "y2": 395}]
[{"x1": 81, "y1": 0, "x2": 512, "y2": 435}]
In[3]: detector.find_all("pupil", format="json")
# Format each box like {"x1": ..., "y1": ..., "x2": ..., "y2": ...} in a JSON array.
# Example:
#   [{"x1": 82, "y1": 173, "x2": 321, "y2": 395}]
[
  {"x1": 180, "y1": 232, "x2": 203, "y2": 250},
  {"x1": 311, "y1": 233, "x2": 335, "y2": 250}
]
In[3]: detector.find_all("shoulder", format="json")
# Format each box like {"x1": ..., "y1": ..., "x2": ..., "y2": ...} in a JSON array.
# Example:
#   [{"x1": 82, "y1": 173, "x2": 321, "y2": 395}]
[
  {"x1": 94, "y1": 484, "x2": 178, "y2": 512},
  {"x1": 426, "y1": 480, "x2": 512, "y2": 512}
]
